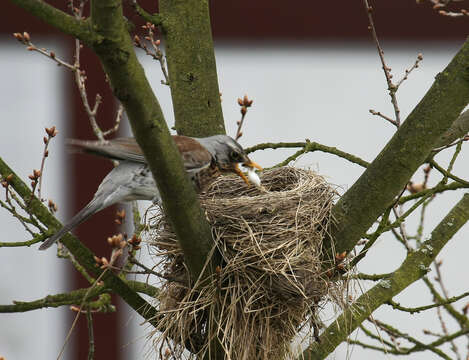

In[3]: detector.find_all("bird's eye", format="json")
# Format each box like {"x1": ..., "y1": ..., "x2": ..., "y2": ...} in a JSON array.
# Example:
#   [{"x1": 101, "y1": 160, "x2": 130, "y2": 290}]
[{"x1": 230, "y1": 150, "x2": 241, "y2": 161}]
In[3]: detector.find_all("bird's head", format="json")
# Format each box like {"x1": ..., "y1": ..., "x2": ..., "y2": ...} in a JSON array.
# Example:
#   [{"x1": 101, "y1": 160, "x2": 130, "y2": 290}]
[{"x1": 197, "y1": 135, "x2": 262, "y2": 184}]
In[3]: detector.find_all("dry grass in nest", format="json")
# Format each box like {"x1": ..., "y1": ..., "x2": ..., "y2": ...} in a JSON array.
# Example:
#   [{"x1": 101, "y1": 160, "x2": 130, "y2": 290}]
[{"x1": 145, "y1": 167, "x2": 340, "y2": 359}]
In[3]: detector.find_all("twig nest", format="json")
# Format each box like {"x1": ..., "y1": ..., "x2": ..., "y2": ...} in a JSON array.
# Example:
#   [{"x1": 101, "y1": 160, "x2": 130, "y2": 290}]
[{"x1": 147, "y1": 167, "x2": 338, "y2": 359}]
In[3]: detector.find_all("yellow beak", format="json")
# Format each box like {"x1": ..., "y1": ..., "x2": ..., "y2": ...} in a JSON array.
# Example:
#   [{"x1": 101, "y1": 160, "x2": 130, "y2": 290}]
[
  {"x1": 232, "y1": 159, "x2": 262, "y2": 185},
  {"x1": 233, "y1": 163, "x2": 250, "y2": 184},
  {"x1": 243, "y1": 159, "x2": 262, "y2": 171}
]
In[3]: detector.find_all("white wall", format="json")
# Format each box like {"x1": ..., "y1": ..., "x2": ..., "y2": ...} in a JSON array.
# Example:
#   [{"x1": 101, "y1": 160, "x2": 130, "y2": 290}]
[{"x1": 0, "y1": 40, "x2": 70, "y2": 360}]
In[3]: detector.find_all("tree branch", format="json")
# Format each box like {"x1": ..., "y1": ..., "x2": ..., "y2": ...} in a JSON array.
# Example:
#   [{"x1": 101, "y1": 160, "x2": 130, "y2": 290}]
[
  {"x1": 429, "y1": 159, "x2": 469, "y2": 186},
  {"x1": 423, "y1": 277, "x2": 469, "y2": 329},
  {"x1": 159, "y1": 0, "x2": 225, "y2": 136},
  {"x1": 0, "y1": 280, "x2": 158, "y2": 313},
  {"x1": 8, "y1": 0, "x2": 99, "y2": 45},
  {"x1": 330, "y1": 38, "x2": 469, "y2": 256},
  {"x1": 87, "y1": 0, "x2": 217, "y2": 280},
  {"x1": 0, "y1": 232, "x2": 49, "y2": 247},
  {"x1": 132, "y1": 1, "x2": 163, "y2": 26},
  {"x1": 246, "y1": 141, "x2": 370, "y2": 168},
  {"x1": 304, "y1": 192, "x2": 469, "y2": 359},
  {"x1": 398, "y1": 181, "x2": 467, "y2": 204},
  {"x1": 387, "y1": 290, "x2": 469, "y2": 314},
  {"x1": 0, "y1": 285, "x2": 108, "y2": 313},
  {"x1": 0, "y1": 157, "x2": 160, "y2": 325}
]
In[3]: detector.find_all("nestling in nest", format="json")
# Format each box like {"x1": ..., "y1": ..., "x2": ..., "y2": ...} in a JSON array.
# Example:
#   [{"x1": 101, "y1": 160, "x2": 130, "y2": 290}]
[{"x1": 146, "y1": 167, "x2": 340, "y2": 359}]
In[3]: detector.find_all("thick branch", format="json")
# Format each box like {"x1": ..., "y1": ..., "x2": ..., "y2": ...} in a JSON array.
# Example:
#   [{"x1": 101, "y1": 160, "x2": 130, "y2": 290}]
[
  {"x1": 159, "y1": 0, "x2": 225, "y2": 136},
  {"x1": 126, "y1": 280, "x2": 160, "y2": 297},
  {"x1": 89, "y1": 0, "x2": 216, "y2": 279},
  {"x1": 0, "y1": 286, "x2": 108, "y2": 313},
  {"x1": 304, "y1": 193, "x2": 469, "y2": 359},
  {"x1": 8, "y1": 0, "x2": 99, "y2": 44},
  {"x1": 0, "y1": 280, "x2": 158, "y2": 313},
  {"x1": 330, "y1": 38, "x2": 469, "y2": 255}
]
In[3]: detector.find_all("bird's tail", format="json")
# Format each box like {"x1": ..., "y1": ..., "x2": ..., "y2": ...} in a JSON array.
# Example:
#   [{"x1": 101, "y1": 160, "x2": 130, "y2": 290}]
[
  {"x1": 39, "y1": 198, "x2": 103, "y2": 250},
  {"x1": 39, "y1": 161, "x2": 154, "y2": 250}
]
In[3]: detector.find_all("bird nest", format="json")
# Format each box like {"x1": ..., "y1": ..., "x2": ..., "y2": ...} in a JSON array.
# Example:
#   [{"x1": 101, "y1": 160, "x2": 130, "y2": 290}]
[{"x1": 145, "y1": 167, "x2": 340, "y2": 359}]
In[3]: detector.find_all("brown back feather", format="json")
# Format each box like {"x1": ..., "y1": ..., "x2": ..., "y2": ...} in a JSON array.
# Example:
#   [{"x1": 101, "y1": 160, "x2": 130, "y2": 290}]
[{"x1": 67, "y1": 136, "x2": 213, "y2": 170}]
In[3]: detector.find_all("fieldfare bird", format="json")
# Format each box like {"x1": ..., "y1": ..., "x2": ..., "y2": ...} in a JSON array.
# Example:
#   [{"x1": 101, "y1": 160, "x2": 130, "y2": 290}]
[{"x1": 39, "y1": 134, "x2": 261, "y2": 250}]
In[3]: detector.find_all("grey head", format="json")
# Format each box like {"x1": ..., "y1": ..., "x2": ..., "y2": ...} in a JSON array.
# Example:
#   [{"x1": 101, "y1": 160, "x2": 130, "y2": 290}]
[
  {"x1": 196, "y1": 135, "x2": 261, "y2": 169},
  {"x1": 196, "y1": 135, "x2": 242, "y2": 166},
  {"x1": 195, "y1": 135, "x2": 262, "y2": 182}
]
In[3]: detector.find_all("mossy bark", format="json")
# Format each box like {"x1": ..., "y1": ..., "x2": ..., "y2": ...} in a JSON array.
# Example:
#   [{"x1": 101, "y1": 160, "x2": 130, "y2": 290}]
[
  {"x1": 305, "y1": 193, "x2": 469, "y2": 359},
  {"x1": 330, "y1": 38, "x2": 469, "y2": 257},
  {"x1": 159, "y1": 0, "x2": 225, "y2": 137},
  {"x1": 435, "y1": 108, "x2": 469, "y2": 148},
  {"x1": 9, "y1": 0, "x2": 99, "y2": 43},
  {"x1": 88, "y1": 0, "x2": 217, "y2": 280},
  {"x1": 10, "y1": 0, "x2": 218, "y2": 283}
]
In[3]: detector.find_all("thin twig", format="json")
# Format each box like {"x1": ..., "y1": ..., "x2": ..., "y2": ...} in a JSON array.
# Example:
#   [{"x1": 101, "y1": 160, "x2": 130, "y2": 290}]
[
  {"x1": 398, "y1": 182, "x2": 467, "y2": 204},
  {"x1": 102, "y1": 103, "x2": 124, "y2": 137},
  {"x1": 57, "y1": 247, "x2": 96, "y2": 284},
  {"x1": 57, "y1": 260, "x2": 116, "y2": 360},
  {"x1": 70, "y1": 1, "x2": 122, "y2": 140},
  {"x1": 431, "y1": 261, "x2": 462, "y2": 359},
  {"x1": 444, "y1": 140, "x2": 464, "y2": 184},
  {"x1": 38, "y1": 126, "x2": 58, "y2": 200},
  {"x1": 363, "y1": 0, "x2": 401, "y2": 125},
  {"x1": 415, "y1": 165, "x2": 433, "y2": 244},
  {"x1": 14, "y1": 7, "x2": 123, "y2": 142},
  {"x1": 128, "y1": 256, "x2": 186, "y2": 283},
  {"x1": 134, "y1": 23, "x2": 170, "y2": 85},
  {"x1": 387, "y1": 290, "x2": 469, "y2": 314},
  {"x1": 132, "y1": 0, "x2": 163, "y2": 26},
  {"x1": 245, "y1": 141, "x2": 370, "y2": 168},
  {"x1": 392, "y1": 205, "x2": 412, "y2": 252},
  {"x1": 235, "y1": 95, "x2": 253, "y2": 140},
  {"x1": 0, "y1": 232, "x2": 50, "y2": 247},
  {"x1": 13, "y1": 32, "x2": 75, "y2": 70},
  {"x1": 369, "y1": 109, "x2": 398, "y2": 127},
  {"x1": 86, "y1": 310, "x2": 95, "y2": 360},
  {"x1": 350, "y1": 208, "x2": 391, "y2": 267},
  {"x1": 432, "y1": 135, "x2": 469, "y2": 153},
  {"x1": 395, "y1": 53, "x2": 424, "y2": 90},
  {"x1": 73, "y1": 37, "x2": 105, "y2": 140}
]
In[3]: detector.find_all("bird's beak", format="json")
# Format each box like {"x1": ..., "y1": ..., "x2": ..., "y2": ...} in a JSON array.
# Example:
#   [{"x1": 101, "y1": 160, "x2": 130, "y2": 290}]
[
  {"x1": 230, "y1": 157, "x2": 262, "y2": 185},
  {"x1": 232, "y1": 163, "x2": 250, "y2": 184},
  {"x1": 242, "y1": 158, "x2": 262, "y2": 171}
]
